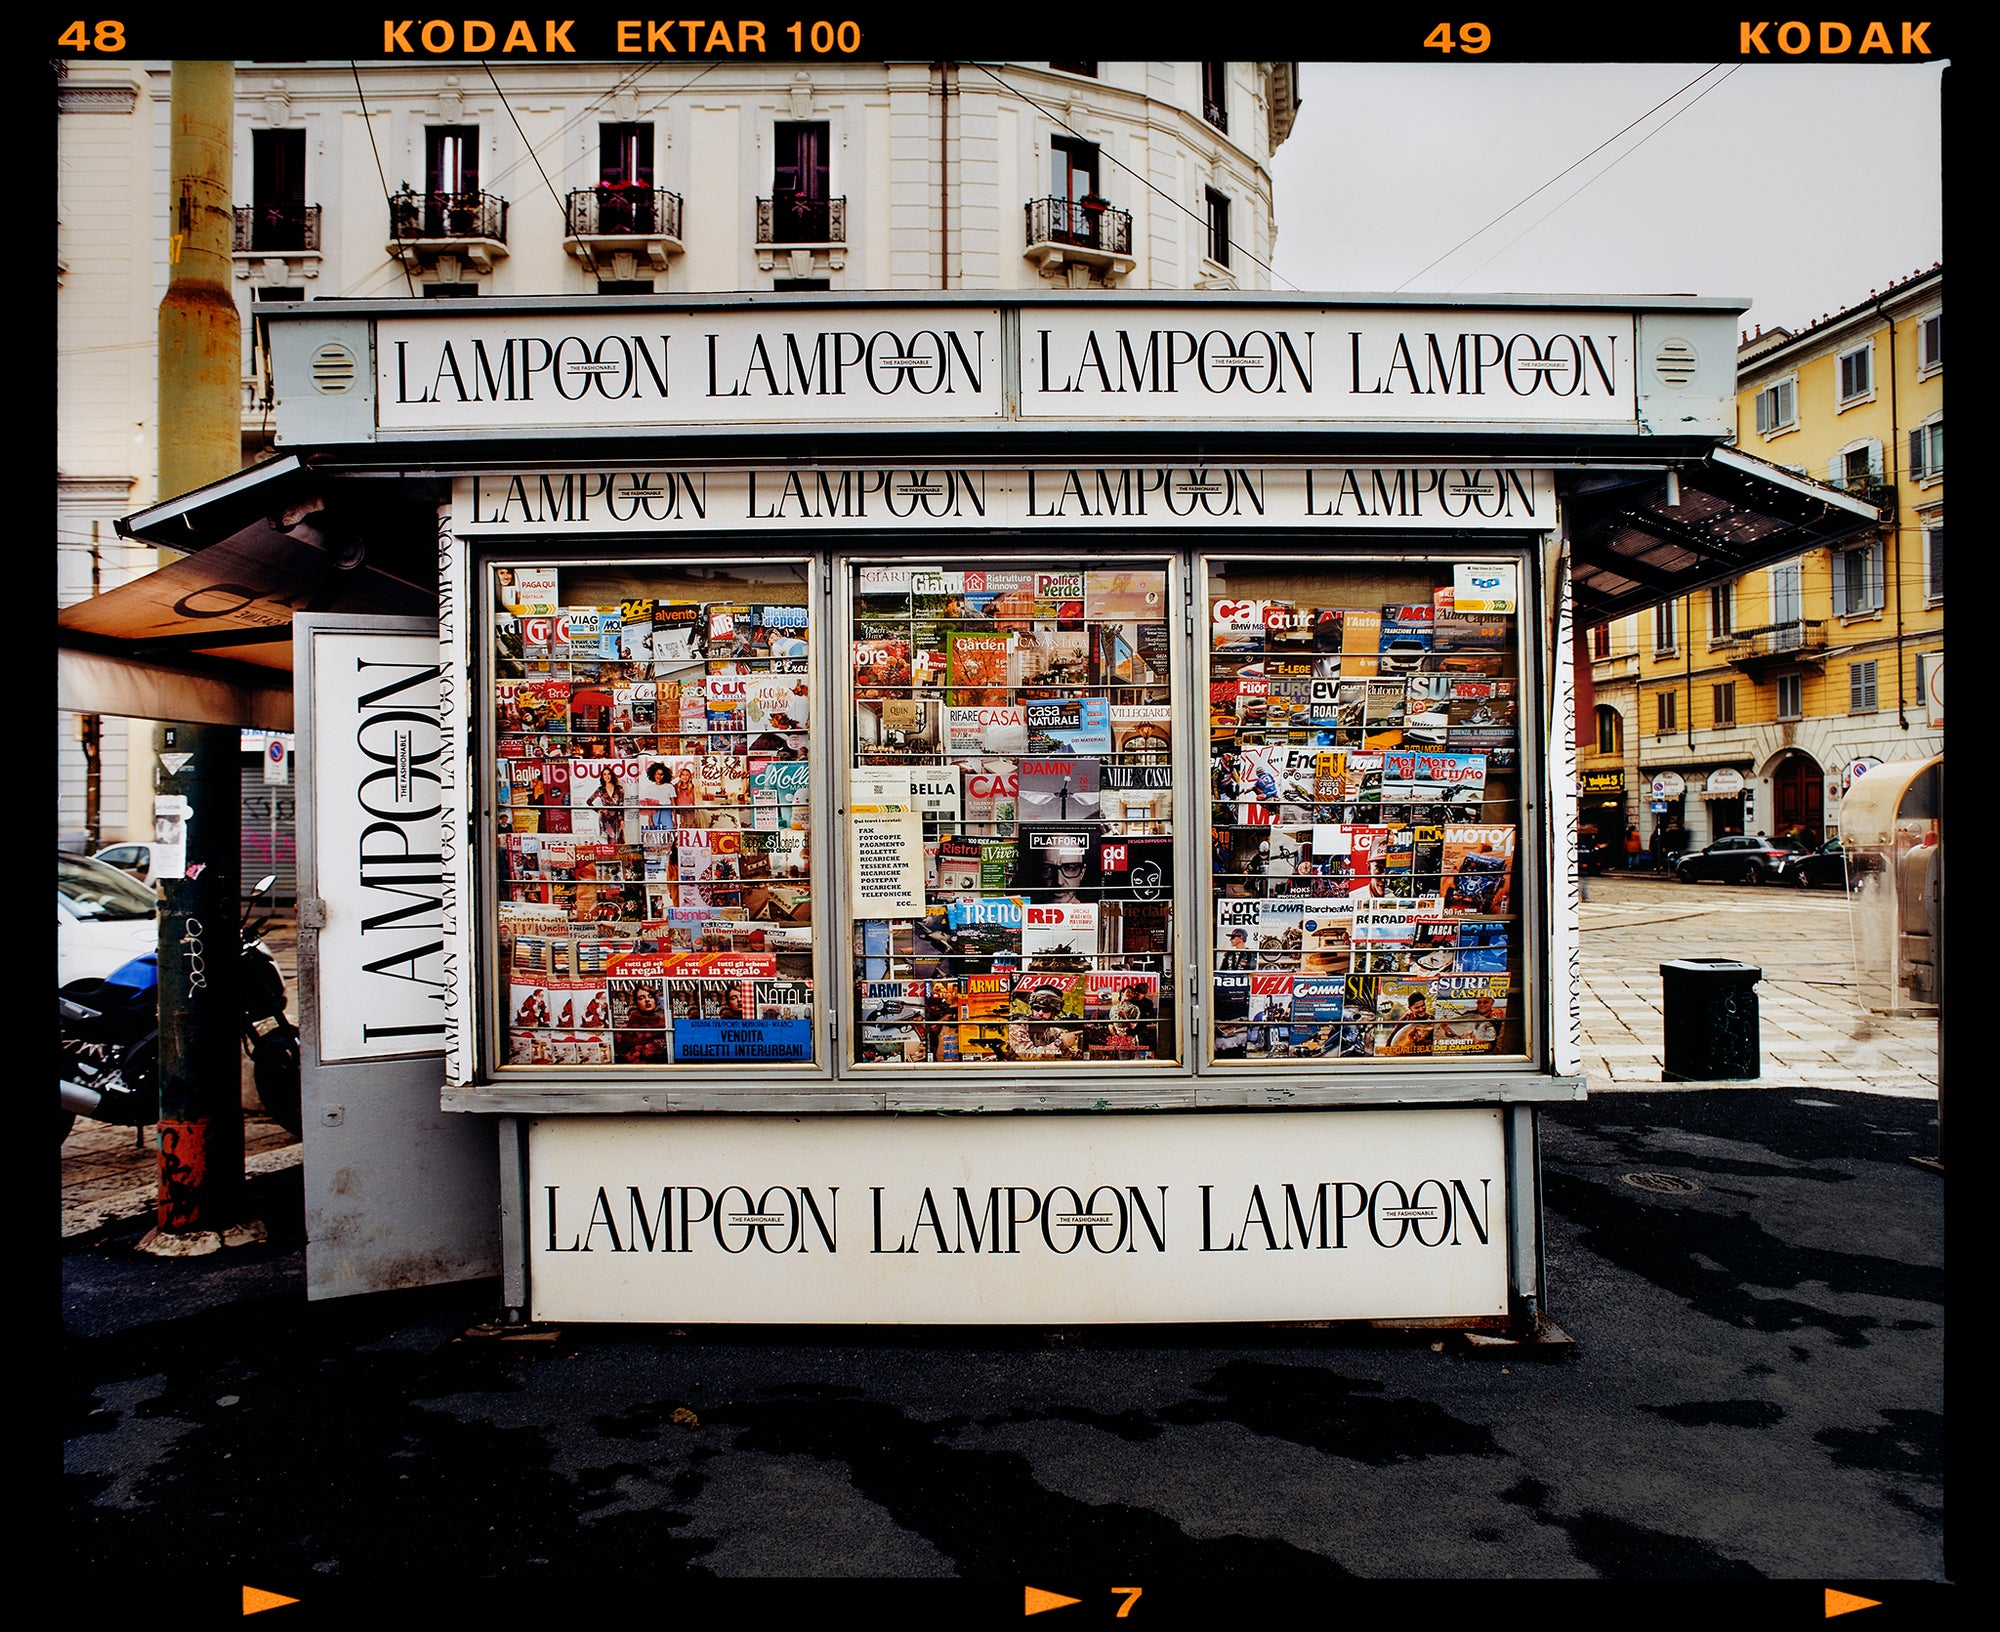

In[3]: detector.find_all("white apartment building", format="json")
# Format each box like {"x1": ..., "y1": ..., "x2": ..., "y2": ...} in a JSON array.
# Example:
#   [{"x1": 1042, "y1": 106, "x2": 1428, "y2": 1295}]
[{"x1": 57, "y1": 58, "x2": 1300, "y2": 847}]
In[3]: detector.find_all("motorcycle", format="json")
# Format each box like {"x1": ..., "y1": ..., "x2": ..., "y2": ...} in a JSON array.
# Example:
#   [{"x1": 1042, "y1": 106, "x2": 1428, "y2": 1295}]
[{"x1": 60, "y1": 874, "x2": 302, "y2": 1141}]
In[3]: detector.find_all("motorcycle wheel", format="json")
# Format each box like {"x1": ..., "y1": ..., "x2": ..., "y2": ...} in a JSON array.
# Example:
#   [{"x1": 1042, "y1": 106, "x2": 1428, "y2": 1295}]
[{"x1": 252, "y1": 1025, "x2": 303, "y2": 1137}]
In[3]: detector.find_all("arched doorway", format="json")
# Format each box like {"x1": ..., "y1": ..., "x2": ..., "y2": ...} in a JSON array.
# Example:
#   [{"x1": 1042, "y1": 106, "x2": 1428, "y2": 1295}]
[{"x1": 1770, "y1": 749, "x2": 1824, "y2": 843}]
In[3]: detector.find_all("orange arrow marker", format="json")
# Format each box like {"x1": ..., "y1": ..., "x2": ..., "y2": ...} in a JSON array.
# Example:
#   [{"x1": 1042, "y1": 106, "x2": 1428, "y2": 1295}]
[
  {"x1": 1025, "y1": 1586, "x2": 1082, "y2": 1616},
  {"x1": 1825, "y1": 1589, "x2": 1881, "y2": 1618},
  {"x1": 243, "y1": 1586, "x2": 299, "y2": 1615}
]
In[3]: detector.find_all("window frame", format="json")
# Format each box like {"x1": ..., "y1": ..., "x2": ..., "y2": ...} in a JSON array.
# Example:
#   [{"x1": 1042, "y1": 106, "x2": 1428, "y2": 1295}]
[
  {"x1": 1708, "y1": 581, "x2": 1736, "y2": 645},
  {"x1": 1753, "y1": 376, "x2": 1797, "y2": 438},
  {"x1": 1848, "y1": 658, "x2": 1879, "y2": 715},
  {"x1": 1594, "y1": 705, "x2": 1622, "y2": 756},
  {"x1": 1775, "y1": 672, "x2": 1803, "y2": 722},
  {"x1": 1835, "y1": 340, "x2": 1875, "y2": 409},
  {"x1": 1909, "y1": 414, "x2": 1943, "y2": 482},
  {"x1": 1203, "y1": 187, "x2": 1231, "y2": 269},
  {"x1": 1832, "y1": 541, "x2": 1886, "y2": 618},
  {"x1": 1916, "y1": 308, "x2": 1942, "y2": 377},
  {"x1": 1200, "y1": 61, "x2": 1229, "y2": 130},
  {"x1": 1652, "y1": 599, "x2": 1677, "y2": 655},
  {"x1": 1711, "y1": 681, "x2": 1736, "y2": 728},
  {"x1": 1921, "y1": 517, "x2": 1943, "y2": 603},
  {"x1": 1656, "y1": 689, "x2": 1677, "y2": 735}
]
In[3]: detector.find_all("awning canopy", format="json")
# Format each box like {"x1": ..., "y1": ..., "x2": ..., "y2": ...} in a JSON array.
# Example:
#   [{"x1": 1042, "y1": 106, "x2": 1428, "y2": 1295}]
[
  {"x1": 60, "y1": 438, "x2": 1882, "y2": 729},
  {"x1": 1561, "y1": 444, "x2": 1883, "y2": 628},
  {"x1": 56, "y1": 455, "x2": 442, "y2": 727}
]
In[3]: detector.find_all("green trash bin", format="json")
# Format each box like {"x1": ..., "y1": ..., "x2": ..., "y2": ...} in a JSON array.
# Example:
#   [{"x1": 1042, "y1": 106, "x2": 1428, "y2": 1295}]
[{"x1": 1660, "y1": 958, "x2": 1762, "y2": 1081}]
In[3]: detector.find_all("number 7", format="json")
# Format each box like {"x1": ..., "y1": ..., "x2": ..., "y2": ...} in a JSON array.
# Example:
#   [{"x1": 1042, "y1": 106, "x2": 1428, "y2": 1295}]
[{"x1": 1113, "y1": 1586, "x2": 1143, "y2": 1617}]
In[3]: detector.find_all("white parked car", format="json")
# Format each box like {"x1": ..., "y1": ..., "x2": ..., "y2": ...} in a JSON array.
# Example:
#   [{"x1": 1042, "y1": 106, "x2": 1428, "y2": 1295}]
[{"x1": 57, "y1": 851, "x2": 159, "y2": 988}]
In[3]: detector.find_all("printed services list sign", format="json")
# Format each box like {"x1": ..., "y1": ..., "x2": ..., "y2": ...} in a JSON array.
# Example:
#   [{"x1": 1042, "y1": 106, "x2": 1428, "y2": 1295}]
[{"x1": 528, "y1": 1108, "x2": 1511, "y2": 1324}]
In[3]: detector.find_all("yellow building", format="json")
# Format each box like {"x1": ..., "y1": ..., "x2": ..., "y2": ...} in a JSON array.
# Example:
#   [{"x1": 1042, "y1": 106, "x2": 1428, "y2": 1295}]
[{"x1": 1580, "y1": 266, "x2": 1941, "y2": 855}]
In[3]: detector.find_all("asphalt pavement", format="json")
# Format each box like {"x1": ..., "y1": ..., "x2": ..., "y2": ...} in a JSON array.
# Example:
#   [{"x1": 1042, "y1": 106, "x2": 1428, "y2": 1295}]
[{"x1": 61, "y1": 879, "x2": 1950, "y2": 1609}]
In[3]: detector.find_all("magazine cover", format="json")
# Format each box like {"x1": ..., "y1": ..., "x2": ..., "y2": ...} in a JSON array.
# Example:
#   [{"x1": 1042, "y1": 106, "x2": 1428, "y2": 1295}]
[
  {"x1": 748, "y1": 758, "x2": 810, "y2": 832},
  {"x1": 1023, "y1": 696, "x2": 1112, "y2": 754},
  {"x1": 946, "y1": 629, "x2": 1014, "y2": 706},
  {"x1": 957, "y1": 760, "x2": 1020, "y2": 835},
  {"x1": 1017, "y1": 757, "x2": 1102, "y2": 825},
  {"x1": 1016, "y1": 824, "x2": 1101, "y2": 900},
  {"x1": 1084, "y1": 567, "x2": 1168, "y2": 621},
  {"x1": 1101, "y1": 763, "x2": 1172, "y2": 832},
  {"x1": 945, "y1": 705, "x2": 1028, "y2": 757},
  {"x1": 1033, "y1": 570, "x2": 1085, "y2": 621},
  {"x1": 1016, "y1": 627, "x2": 1091, "y2": 690},
  {"x1": 1022, "y1": 900, "x2": 1099, "y2": 962},
  {"x1": 1089, "y1": 622, "x2": 1170, "y2": 687},
  {"x1": 744, "y1": 671, "x2": 810, "y2": 733},
  {"x1": 858, "y1": 697, "x2": 943, "y2": 759},
  {"x1": 1210, "y1": 599, "x2": 1267, "y2": 654},
  {"x1": 1101, "y1": 834, "x2": 1172, "y2": 903},
  {"x1": 853, "y1": 633, "x2": 914, "y2": 697},
  {"x1": 1442, "y1": 825, "x2": 1517, "y2": 914}
]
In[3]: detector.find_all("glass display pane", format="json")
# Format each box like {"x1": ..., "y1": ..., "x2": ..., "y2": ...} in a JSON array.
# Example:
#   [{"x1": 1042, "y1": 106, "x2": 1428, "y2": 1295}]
[
  {"x1": 489, "y1": 560, "x2": 817, "y2": 1069},
  {"x1": 1205, "y1": 559, "x2": 1527, "y2": 1064},
  {"x1": 846, "y1": 561, "x2": 1179, "y2": 1067}
]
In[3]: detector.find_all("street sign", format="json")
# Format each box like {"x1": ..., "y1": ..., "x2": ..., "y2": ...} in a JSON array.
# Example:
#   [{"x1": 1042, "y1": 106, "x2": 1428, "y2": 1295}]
[{"x1": 263, "y1": 736, "x2": 290, "y2": 785}]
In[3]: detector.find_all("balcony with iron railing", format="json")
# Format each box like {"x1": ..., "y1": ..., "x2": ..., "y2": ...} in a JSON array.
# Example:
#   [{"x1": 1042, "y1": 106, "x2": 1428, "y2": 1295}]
[
  {"x1": 756, "y1": 195, "x2": 845, "y2": 247},
  {"x1": 1726, "y1": 619, "x2": 1832, "y2": 675},
  {"x1": 562, "y1": 185, "x2": 685, "y2": 274},
  {"x1": 387, "y1": 188, "x2": 510, "y2": 273},
  {"x1": 233, "y1": 203, "x2": 321, "y2": 255},
  {"x1": 1023, "y1": 195, "x2": 1136, "y2": 282}
]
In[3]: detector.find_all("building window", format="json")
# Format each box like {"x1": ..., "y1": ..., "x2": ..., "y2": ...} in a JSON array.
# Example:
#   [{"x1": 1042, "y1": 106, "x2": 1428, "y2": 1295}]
[
  {"x1": 1204, "y1": 188, "x2": 1231, "y2": 267},
  {"x1": 1849, "y1": 659, "x2": 1879, "y2": 714},
  {"x1": 1776, "y1": 673, "x2": 1803, "y2": 721},
  {"x1": 1837, "y1": 342, "x2": 1873, "y2": 404},
  {"x1": 1049, "y1": 61, "x2": 1097, "y2": 77},
  {"x1": 1653, "y1": 599, "x2": 1677, "y2": 653},
  {"x1": 1656, "y1": 691, "x2": 1677, "y2": 734},
  {"x1": 1051, "y1": 136, "x2": 1100, "y2": 206},
  {"x1": 1201, "y1": 62, "x2": 1229, "y2": 130},
  {"x1": 426, "y1": 125, "x2": 478, "y2": 196},
  {"x1": 1915, "y1": 651, "x2": 1940, "y2": 715},
  {"x1": 1917, "y1": 310, "x2": 1942, "y2": 373},
  {"x1": 593, "y1": 280, "x2": 655, "y2": 294},
  {"x1": 1832, "y1": 542, "x2": 1885, "y2": 616},
  {"x1": 1923, "y1": 523, "x2": 1943, "y2": 601},
  {"x1": 1708, "y1": 582, "x2": 1735, "y2": 642},
  {"x1": 1712, "y1": 682, "x2": 1737, "y2": 727},
  {"x1": 422, "y1": 282, "x2": 480, "y2": 297},
  {"x1": 771, "y1": 121, "x2": 832, "y2": 240},
  {"x1": 1754, "y1": 378, "x2": 1796, "y2": 435},
  {"x1": 771, "y1": 277, "x2": 831, "y2": 291},
  {"x1": 248, "y1": 128, "x2": 308, "y2": 251},
  {"x1": 1590, "y1": 622, "x2": 1612, "y2": 659},
  {"x1": 1595, "y1": 705, "x2": 1622, "y2": 756},
  {"x1": 1909, "y1": 417, "x2": 1943, "y2": 479},
  {"x1": 595, "y1": 122, "x2": 656, "y2": 233}
]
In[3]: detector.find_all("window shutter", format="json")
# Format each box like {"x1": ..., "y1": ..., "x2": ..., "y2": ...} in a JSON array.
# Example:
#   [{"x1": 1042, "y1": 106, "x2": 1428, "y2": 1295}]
[
  {"x1": 1827, "y1": 454, "x2": 1845, "y2": 483},
  {"x1": 1866, "y1": 439, "x2": 1884, "y2": 477},
  {"x1": 1909, "y1": 429, "x2": 1924, "y2": 476},
  {"x1": 1829, "y1": 548, "x2": 1847, "y2": 610},
  {"x1": 1866, "y1": 543, "x2": 1885, "y2": 610}
]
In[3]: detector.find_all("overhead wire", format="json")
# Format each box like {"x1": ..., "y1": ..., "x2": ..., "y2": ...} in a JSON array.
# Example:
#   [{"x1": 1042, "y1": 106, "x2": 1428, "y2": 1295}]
[{"x1": 1394, "y1": 64, "x2": 1729, "y2": 293}]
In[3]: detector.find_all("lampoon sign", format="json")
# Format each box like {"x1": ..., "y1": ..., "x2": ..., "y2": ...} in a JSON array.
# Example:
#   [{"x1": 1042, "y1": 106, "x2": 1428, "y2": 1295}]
[
  {"x1": 452, "y1": 465, "x2": 1552, "y2": 533},
  {"x1": 528, "y1": 1108, "x2": 1510, "y2": 1323},
  {"x1": 376, "y1": 305, "x2": 1634, "y2": 433}
]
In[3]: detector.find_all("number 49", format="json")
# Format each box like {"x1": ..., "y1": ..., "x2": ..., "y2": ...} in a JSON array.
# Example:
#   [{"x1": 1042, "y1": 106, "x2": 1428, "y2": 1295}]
[
  {"x1": 58, "y1": 19, "x2": 127, "y2": 50},
  {"x1": 1424, "y1": 21, "x2": 1491, "y2": 53}
]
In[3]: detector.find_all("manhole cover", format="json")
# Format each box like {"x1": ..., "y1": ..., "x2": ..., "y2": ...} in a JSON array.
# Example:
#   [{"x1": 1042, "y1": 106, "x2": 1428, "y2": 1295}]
[{"x1": 1621, "y1": 1172, "x2": 1701, "y2": 1194}]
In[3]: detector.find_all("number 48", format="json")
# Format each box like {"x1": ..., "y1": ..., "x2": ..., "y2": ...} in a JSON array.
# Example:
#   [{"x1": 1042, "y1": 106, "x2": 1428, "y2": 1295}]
[
  {"x1": 58, "y1": 19, "x2": 127, "y2": 50},
  {"x1": 1424, "y1": 21, "x2": 1491, "y2": 53}
]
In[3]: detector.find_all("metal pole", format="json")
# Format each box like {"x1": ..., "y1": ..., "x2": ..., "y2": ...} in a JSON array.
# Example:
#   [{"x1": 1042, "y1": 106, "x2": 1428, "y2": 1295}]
[
  {"x1": 143, "y1": 60, "x2": 247, "y2": 1250},
  {"x1": 150, "y1": 723, "x2": 244, "y2": 1240}
]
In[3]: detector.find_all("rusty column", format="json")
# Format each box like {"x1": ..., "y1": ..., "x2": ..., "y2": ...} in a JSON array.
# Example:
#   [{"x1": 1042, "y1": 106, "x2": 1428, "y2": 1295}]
[{"x1": 144, "y1": 60, "x2": 246, "y2": 1251}]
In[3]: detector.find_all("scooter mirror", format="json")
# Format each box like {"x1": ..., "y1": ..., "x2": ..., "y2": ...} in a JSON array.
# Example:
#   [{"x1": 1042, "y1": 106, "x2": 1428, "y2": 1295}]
[{"x1": 253, "y1": 874, "x2": 278, "y2": 896}]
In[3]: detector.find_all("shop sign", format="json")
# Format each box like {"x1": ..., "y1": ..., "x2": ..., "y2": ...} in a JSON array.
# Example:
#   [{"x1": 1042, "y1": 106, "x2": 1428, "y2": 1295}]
[
  {"x1": 1022, "y1": 308, "x2": 1635, "y2": 423},
  {"x1": 528, "y1": 1109, "x2": 1510, "y2": 1324},
  {"x1": 1580, "y1": 770, "x2": 1625, "y2": 794},
  {"x1": 1704, "y1": 768, "x2": 1745, "y2": 796},
  {"x1": 313, "y1": 637, "x2": 449, "y2": 1060},
  {"x1": 454, "y1": 466, "x2": 1552, "y2": 535},
  {"x1": 1650, "y1": 772, "x2": 1686, "y2": 798},
  {"x1": 379, "y1": 309, "x2": 1007, "y2": 431}
]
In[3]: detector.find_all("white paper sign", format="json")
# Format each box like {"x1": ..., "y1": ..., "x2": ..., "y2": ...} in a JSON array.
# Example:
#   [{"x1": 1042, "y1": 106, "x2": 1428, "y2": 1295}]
[
  {"x1": 529, "y1": 1109, "x2": 1511, "y2": 1325},
  {"x1": 847, "y1": 809, "x2": 925, "y2": 918}
]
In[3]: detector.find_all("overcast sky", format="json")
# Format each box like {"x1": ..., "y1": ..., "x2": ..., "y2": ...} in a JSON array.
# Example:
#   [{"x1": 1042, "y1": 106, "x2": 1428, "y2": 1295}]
[{"x1": 1268, "y1": 62, "x2": 1945, "y2": 337}]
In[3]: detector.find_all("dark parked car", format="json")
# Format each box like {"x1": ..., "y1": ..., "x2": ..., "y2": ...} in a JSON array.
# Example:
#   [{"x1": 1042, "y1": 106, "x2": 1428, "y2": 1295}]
[
  {"x1": 1673, "y1": 835, "x2": 1799, "y2": 886},
  {"x1": 1781, "y1": 839, "x2": 1849, "y2": 889}
]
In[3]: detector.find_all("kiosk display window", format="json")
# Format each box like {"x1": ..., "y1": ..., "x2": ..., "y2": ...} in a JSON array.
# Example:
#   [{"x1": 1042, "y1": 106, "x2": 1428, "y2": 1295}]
[
  {"x1": 844, "y1": 560, "x2": 1181, "y2": 1067},
  {"x1": 1203, "y1": 558, "x2": 1528, "y2": 1065},
  {"x1": 487, "y1": 560, "x2": 818, "y2": 1070}
]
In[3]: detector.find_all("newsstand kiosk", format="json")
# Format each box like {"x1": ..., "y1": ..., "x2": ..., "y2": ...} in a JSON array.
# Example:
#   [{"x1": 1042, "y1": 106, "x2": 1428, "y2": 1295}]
[{"x1": 126, "y1": 289, "x2": 1858, "y2": 1332}]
